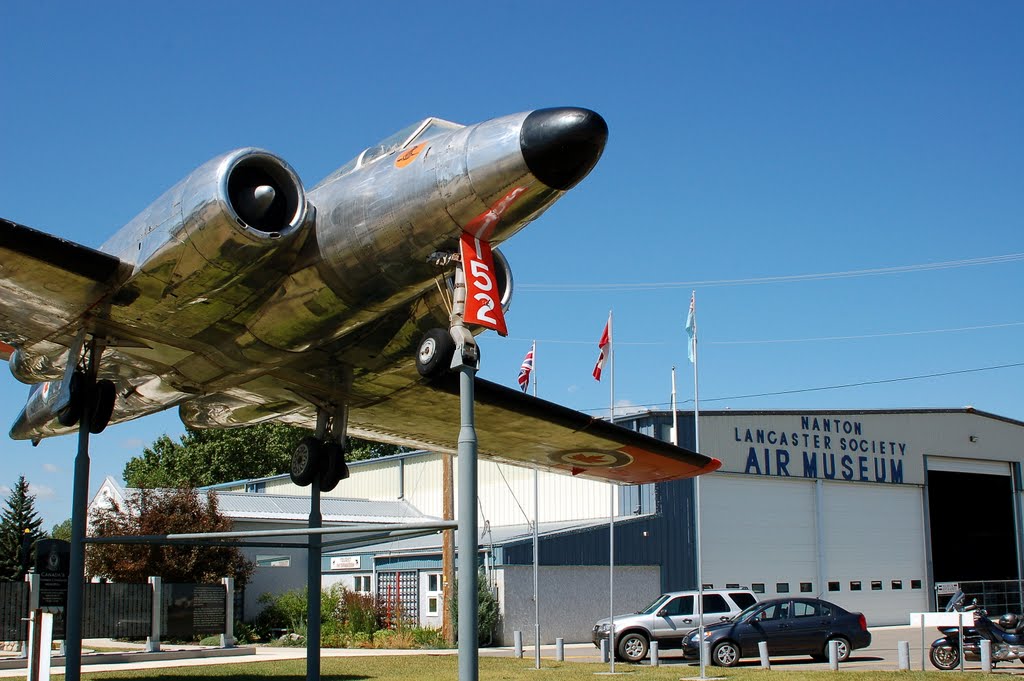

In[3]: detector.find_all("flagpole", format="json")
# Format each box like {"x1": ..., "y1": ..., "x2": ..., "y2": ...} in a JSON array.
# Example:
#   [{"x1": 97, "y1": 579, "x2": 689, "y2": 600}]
[
  {"x1": 531, "y1": 341, "x2": 541, "y2": 669},
  {"x1": 608, "y1": 311, "x2": 615, "y2": 673},
  {"x1": 691, "y1": 291, "x2": 707, "y2": 679},
  {"x1": 671, "y1": 366, "x2": 678, "y2": 446}
]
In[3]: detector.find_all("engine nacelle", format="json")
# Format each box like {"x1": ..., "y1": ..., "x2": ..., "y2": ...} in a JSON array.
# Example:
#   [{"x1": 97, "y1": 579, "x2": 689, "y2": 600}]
[{"x1": 104, "y1": 148, "x2": 309, "y2": 296}]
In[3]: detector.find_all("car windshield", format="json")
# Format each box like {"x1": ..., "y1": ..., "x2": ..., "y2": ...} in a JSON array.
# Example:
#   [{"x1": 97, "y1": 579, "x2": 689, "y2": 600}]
[
  {"x1": 638, "y1": 594, "x2": 672, "y2": 615},
  {"x1": 316, "y1": 117, "x2": 463, "y2": 186},
  {"x1": 733, "y1": 601, "x2": 765, "y2": 621}
]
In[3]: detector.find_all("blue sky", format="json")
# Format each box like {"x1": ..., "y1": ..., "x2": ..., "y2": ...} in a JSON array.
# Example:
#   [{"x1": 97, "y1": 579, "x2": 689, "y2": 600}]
[{"x1": 1, "y1": 1, "x2": 1021, "y2": 527}]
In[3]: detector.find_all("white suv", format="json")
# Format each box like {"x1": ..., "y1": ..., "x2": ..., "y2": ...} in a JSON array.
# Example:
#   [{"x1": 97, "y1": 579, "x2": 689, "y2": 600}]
[{"x1": 592, "y1": 588, "x2": 758, "y2": 662}]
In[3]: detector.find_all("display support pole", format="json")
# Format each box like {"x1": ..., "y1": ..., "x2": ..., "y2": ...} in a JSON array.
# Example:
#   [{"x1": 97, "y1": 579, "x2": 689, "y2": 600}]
[{"x1": 65, "y1": 341, "x2": 101, "y2": 681}]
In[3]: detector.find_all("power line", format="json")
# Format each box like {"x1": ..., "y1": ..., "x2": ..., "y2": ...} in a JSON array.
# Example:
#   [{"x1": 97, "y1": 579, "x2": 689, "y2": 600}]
[
  {"x1": 520, "y1": 252, "x2": 1024, "y2": 292},
  {"x1": 581, "y1": 361, "x2": 1024, "y2": 413}
]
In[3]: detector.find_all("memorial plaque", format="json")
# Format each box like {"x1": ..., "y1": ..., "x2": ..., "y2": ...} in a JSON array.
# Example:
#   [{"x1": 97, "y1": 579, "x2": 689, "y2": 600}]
[
  {"x1": 163, "y1": 583, "x2": 226, "y2": 639},
  {"x1": 35, "y1": 539, "x2": 69, "y2": 639}
]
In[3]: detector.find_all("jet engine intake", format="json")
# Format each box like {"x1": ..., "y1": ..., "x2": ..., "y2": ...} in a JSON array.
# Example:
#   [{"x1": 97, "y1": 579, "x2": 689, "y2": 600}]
[{"x1": 224, "y1": 153, "x2": 306, "y2": 236}]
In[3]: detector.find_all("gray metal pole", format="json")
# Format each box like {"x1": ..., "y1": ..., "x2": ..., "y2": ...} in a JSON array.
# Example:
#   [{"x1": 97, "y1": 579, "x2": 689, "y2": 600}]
[
  {"x1": 64, "y1": 384, "x2": 94, "y2": 681},
  {"x1": 307, "y1": 477, "x2": 321, "y2": 681},
  {"x1": 457, "y1": 361, "x2": 479, "y2": 681},
  {"x1": 533, "y1": 466, "x2": 540, "y2": 669}
]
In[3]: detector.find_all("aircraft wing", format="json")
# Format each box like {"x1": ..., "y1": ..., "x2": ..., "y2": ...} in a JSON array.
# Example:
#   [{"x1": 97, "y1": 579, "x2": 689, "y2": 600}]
[
  {"x1": 0, "y1": 219, "x2": 130, "y2": 358},
  {"x1": 351, "y1": 374, "x2": 721, "y2": 484}
]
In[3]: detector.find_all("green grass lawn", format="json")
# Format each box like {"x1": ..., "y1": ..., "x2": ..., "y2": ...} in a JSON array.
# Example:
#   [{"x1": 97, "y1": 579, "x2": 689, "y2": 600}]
[{"x1": 60, "y1": 656, "x2": 972, "y2": 680}]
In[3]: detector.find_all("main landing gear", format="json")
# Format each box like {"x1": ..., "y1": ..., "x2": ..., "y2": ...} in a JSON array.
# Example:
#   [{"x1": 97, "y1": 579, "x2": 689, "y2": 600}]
[
  {"x1": 290, "y1": 406, "x2": 350, "y2": 493},
  {"x1": 54, "y1": 335, "x2": 116, "y2": 435}
]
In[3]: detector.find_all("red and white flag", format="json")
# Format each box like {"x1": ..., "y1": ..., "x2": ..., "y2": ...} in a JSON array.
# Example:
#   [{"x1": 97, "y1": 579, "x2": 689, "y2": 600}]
[
  {"x1": 593, "y1": 316, "x2": 611, "y2": 381},
  {"x1": 517, "y1": 342, "x2": 535, "y2": 392}
]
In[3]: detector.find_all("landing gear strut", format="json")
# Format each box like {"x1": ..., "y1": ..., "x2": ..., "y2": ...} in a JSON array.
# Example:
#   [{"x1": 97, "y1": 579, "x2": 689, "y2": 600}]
[{"x1": 289, "y1": 405, "x2": 350, "y2": 493}]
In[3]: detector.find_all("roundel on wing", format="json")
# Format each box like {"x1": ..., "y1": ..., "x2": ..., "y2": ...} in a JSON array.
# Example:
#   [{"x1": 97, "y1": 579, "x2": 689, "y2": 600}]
[{"x1": 550, "y1": 449, "x2": 633, "y2": 469}]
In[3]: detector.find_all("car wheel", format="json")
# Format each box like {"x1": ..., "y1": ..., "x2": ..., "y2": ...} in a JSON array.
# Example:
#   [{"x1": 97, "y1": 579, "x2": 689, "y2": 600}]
[
  {"x1": 616, "y1": 632, "x2": 649, "y2": 663},
  {"x1": 712, "y1": 640, "x2": 740, "y2": 667},
  {"x1": 828, "y1": 636, "x2": 851, "y2": 663},
  {"x1": 929, "y1": 644, "x2": 960, "y2": 670}
]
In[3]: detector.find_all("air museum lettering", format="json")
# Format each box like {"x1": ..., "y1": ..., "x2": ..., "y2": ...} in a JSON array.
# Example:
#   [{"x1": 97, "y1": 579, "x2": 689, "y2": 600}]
[{"x1": 733, "y1": 416, "x2": 906, "y2": 484}]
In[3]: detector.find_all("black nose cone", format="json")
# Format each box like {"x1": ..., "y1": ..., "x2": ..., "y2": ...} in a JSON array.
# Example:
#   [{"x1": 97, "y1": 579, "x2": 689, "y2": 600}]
[{"x1": 520, "y1": 107, "x2": 608, "y2": 190}]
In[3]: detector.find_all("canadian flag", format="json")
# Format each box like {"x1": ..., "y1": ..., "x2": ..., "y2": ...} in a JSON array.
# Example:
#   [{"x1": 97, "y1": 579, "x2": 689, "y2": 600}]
[{"x1": 592, "y1": 317, "x2": 610, "y2": 381}]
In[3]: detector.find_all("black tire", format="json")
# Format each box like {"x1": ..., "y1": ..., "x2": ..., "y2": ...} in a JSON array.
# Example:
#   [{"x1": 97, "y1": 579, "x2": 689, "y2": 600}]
[
  {"x1": 712, "y1": 640, "x2": 741, "y2": 667},
  {"x1": 319, "y1": 442, "x2": 349, "y2": 493},
  {"x1": 616, "y1": 632, "x2": 649, "y2": 663},
  {"x1": 57, "y1": 370, "x2": 85, "y2": 427},
  {"x1": 88, "y1": 379, "x2": 116, "y2": 434},
  {"x1": 829, "y1": 636, "x2": 851, "y2": 663},
  {"x1": 415, "y1": 328, "x2": 455, "y2": 379},
  {"x1": 930, "y1": 643, "x2": 960, "y2": 670},
  {"x1": 290, "y1": 437, "x2": 322, "y2": 487}
]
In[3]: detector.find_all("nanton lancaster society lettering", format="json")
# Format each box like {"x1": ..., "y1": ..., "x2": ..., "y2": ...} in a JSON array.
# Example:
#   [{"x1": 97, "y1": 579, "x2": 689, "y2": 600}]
[{"x1": 734, "y1": 416, "x2": 907, "y2": 484}]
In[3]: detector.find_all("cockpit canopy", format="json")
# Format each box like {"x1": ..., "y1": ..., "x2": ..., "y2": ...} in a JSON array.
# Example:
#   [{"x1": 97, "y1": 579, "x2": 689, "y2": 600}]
[{"x1": 318, "y1": 117, "x2": 463, "y2": 186}]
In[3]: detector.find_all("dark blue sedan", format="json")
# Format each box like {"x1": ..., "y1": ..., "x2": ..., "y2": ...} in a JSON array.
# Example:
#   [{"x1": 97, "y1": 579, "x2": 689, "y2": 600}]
[{"x1": 682, "y1": 597, "x2": 871, "y2": 667}]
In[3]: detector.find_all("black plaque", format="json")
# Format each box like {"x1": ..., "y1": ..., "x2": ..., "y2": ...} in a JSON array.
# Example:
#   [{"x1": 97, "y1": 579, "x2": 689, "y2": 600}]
[
  {"x1": 35, "y1": 539, "x2": 69, "y2": 639},
  {"x1": 163, "y1": 583, "x2": 226, "y2": 639}
]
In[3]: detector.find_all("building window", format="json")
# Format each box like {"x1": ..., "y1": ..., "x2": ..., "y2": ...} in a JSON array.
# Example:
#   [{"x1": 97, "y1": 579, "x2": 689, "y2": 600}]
[
  {"x1": 871, "y1": 581, "x2": 883, "y2": 591},
  {"x1": 245, "y1": 481, "x2": 266, "y2": 493},
  {"x1": 850, "y1": 581, "x2": 862, "y2": 591},
  {"x1": 752, "y1": 583, "x2": 765, "y2": 594},
  {"x1": 256, "y1": 555, "x2": 290, "y2": 568},
  {"x1": 911, "y1": 580, "x2": 922, "y2": 589},
  {"x1": 828, "y1": 581, "x2": 840, "y2": 591},
  {"x1": 353, "y1": 575, "x2": 371, "y2": 592},
  {"x1": 892, "y1": 580, "x2": 903, "y2": 590},
  {"x1": 427, "y1": 573, "x2": 441, "y2": 594},
  {"x1": 776, "y1": 583, "x2": 790, "y2": 593},
  {"x1": 428, "y1": 596, "x2": 440, "y2": 616},
  {"x1": 725, "y1": 583, "x2": 740, "y2": 589},
  {"x1": 800, "y1": 582, "x2": 813, "y2": 593}
]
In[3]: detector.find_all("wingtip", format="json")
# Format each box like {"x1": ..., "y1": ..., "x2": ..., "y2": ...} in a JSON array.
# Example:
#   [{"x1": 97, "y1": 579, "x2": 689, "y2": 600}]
[{"x1": 0, "y1": 341, "x2": 12, "y2": 361}]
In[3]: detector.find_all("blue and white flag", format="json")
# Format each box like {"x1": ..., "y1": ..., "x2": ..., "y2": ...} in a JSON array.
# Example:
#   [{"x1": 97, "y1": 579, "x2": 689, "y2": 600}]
[{"x1": 685, "y1": 292, "x2": 696, "y2": 363}]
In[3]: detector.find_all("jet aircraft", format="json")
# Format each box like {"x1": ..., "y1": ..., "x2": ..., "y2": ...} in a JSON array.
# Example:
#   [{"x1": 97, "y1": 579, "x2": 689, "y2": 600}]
[{"x1": 0, "y1": 107, "x2": 721, "y2": 489}]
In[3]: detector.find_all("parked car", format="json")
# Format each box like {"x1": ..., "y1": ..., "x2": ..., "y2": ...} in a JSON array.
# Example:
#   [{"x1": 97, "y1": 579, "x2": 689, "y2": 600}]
[
  {"x1": 682, "y1": 597, "x2": 871, "y2": 666},
  {"x1": 592, "y1": 588, "x2": 759, "y2": 662}
]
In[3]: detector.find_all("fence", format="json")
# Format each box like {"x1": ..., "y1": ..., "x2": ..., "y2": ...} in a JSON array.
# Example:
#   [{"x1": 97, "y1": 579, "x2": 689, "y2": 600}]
[{"x1": 1, "y1": 575, "x2": 235, "y2": 649}]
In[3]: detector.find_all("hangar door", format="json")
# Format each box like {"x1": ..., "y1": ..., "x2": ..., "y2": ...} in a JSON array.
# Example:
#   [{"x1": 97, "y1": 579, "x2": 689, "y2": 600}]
[
  {"x1": 700, "y1": 474, "x2": 927, "y2": 625},
  {"x1": 927, "y1": 458, "x2": 1019, "y2": 584}
]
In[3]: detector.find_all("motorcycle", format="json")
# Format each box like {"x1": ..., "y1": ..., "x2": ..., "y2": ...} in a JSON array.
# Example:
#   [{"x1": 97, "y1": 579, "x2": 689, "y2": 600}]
[{"x1": 930, "y1": 594, "x2": 1024, "y2": 670}]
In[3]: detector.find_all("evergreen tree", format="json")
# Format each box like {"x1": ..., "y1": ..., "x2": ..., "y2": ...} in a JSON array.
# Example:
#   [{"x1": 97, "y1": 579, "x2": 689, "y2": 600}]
[{"x1": 0, "y1": 476, "x2": 45, "y2": 581}]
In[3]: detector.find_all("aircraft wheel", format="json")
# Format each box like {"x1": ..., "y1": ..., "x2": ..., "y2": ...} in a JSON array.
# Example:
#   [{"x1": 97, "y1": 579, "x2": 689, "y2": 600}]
[
  {"x1": 88, "y1": 380, "x2": 116, "y2": 434},
  {"x1": 290, "y1": 437, "x2": 322, "y2": 487},
  {"x1": 319, "y1": 442, "x2": 350, "y2": 493},
  {"x1": 57, "y1": 370, "x2": 85, "y2": 427},
  {"x1": 416, "y1": 328, "x2": 455, "y2": 379}
]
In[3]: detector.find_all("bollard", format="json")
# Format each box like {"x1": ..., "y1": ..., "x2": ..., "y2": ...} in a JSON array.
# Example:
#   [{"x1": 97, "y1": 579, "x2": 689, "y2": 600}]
[
  {"x1": 703, "y1": 640, "x2": 712, "y2": 668},
  {"x1": 898, "y1": 640, "x2": 910, "y2": 671},
  {"x1": 600, "y1": 638, "x2": 609, "y2": 663},
  {"x1": 651, "y1": 640, "x2": 659, "y2": 667},
  {"x1": 828, "y1": 640, "x2": 839, "y2": 671},
  {"x1": 758, "y1": 640, "x2": 771, "y2": 669},
  {"x1": 514, "y1": 630, "x2": 523, "y2": 659},
  {"x1": 556, "y1": 637, "x2": 564, "y2": 662},
  {"x1": 981, "y1": 639, "x2": 992, "y2": 673}
]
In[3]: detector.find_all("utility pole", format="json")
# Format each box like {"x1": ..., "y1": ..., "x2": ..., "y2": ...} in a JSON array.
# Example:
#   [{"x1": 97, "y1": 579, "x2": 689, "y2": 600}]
[{"x1": 442, "y1": 452, "x2": 455, "y2": 644}]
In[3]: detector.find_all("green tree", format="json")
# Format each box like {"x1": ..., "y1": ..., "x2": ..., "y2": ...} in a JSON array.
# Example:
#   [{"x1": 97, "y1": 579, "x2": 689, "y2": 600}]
[
  {"x1": 124, "y1": 424, "x2": 408, "y2": 488},
  {"x1": 86, "y1": 486, "x2": 254, "y2": 586},
  {"x1": 0, "y1": 476, "x2": 45, "y2": 581},
  {"x1": 50, "y1": 518, "x2": 72, "y2": 542},
  {"x1": 449, "y1": 570, "x2": 500, "y2": 646}
]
